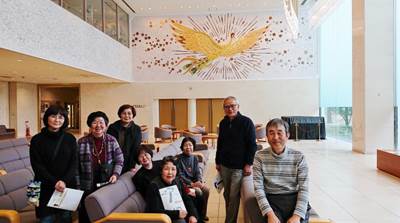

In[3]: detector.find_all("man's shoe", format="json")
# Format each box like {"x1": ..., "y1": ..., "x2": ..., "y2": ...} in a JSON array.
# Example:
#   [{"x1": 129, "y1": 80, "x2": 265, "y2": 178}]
[{"x1": 203, "y1": 216, "x2": 209, "y2": 221}]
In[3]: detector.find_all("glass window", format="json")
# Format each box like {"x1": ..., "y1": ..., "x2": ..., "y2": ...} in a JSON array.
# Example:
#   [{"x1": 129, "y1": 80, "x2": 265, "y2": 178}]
[
  {"x1": 319, "y1": 0, "x2": 352, "y2": 142},
  {"x1": 104, "y1": 0, "x2": 117, "y2": 40},
  {"x1": 117, "y1": 6, "x2": 129, "y2": 47},
  {"x1": 51, "y1": 0, "x2": 60, "y2": 5},
  {"x1": 86, "y1": 0, "x2": 103, "y2": 31},
  {"x1": 62, "y1": 0, "x2": 84, "y2": 19}
]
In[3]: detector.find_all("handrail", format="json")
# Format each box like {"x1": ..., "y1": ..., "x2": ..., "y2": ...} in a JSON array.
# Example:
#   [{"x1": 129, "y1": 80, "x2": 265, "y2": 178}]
[
  {"x1": 0, "y1": 210, "x2": 20, "y2": 223},
  {"x1": 94, "y1": 213, "x2": 171, "y2": 223}
]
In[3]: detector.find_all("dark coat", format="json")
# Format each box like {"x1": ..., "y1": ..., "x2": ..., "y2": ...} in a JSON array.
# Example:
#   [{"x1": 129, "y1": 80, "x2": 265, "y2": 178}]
[
  {"x1": 107, "y1": 120, "x2": 141, "y2": 173},
  {"x1": 216, "y1": 112, "x2": 257, "y2": 169},
  {"x1": 145, "y1": 176, "x2": 199, "y2": 221},
  {"x1": 29, "y1": 128, "x2": 78, "y2": 218}
]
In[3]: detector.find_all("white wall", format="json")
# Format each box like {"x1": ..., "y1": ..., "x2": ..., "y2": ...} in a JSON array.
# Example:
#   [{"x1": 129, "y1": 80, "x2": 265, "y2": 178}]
[
  {"x1": 0, "y1": 0, "x2": 132, "y2": 82},
  {"x1": 81, "y1": 79, "x2": 319, "y2": 139},
  {"x1": 0, "y1": 82, "x2": 9, "y2": 127}
]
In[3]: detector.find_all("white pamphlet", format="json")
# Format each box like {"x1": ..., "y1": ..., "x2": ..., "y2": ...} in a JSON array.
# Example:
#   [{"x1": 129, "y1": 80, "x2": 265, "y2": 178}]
[
  {"x1": 47, "y1": 188, "x2": 84, "y2": 211},
  {"x1": 159, "y1": 185, "x2": 186, "y2": 212}
]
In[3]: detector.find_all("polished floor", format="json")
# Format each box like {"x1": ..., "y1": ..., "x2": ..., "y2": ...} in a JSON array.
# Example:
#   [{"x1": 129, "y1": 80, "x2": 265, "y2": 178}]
[{"x1": 201, "y1": 139, "x2": 400, "y2": 223}]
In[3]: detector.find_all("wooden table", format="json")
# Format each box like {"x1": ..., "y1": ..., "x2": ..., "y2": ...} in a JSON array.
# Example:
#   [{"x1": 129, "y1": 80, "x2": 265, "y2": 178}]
[
  {"x1": 202, "y1": 133, "x2": 218, "y2": 149},
  {"x1": 377, "y1": 149, "x2": 400, "y2": 178}
]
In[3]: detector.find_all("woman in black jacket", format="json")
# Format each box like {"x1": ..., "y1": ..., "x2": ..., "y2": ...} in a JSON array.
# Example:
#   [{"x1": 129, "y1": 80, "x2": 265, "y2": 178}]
[
  {"x1": 30, "y1": 105, "x2": 77, "y2": 223},
  {"x1": 146, "y1": 156, "x2": 199, "y2": 223},
  {"x1": 107, "y1": 104, "x2": 141, "y2": 173}
]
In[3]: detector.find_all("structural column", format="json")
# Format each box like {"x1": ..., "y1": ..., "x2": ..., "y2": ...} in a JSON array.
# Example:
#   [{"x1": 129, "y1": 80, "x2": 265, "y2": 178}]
[
  {"x1": 352, "y1": 0, "x2": 395, "y2": 153},
  {"x1": 188, "y1": 99, "x2": 196, "y2": 129}
]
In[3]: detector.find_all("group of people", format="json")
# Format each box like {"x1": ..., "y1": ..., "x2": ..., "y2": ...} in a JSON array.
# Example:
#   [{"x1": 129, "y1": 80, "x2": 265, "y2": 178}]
[
  {"x1": 30, "y1": 104, "x2": 141, "y2": 223},
  {"x1": 30, "y1": 95, "x2": 310, "y2": 223}
]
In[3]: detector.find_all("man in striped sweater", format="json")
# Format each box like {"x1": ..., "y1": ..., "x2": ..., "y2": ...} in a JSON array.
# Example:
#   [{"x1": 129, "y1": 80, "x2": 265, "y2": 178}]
[{"x1": 253, "y1": 118, "x2": 310, "y2": 223}]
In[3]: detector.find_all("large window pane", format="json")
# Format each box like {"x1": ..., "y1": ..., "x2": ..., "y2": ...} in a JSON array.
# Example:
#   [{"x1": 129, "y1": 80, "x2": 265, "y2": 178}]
[
  {"x1": 104, "y1": 0, "x2": 117, "y2": 40},
  {"x1": 117, "y1": 6, "x2": 129, "y2": 47},
  {"x1": 62, "y1": 0, "x2": 83, "y2": 19},
  {"x1": 86, "y1": 0, "x2": 103, "y2": 31},
  {"x1": 319, "y1": 1, "x2": 352, "y2": 142}
]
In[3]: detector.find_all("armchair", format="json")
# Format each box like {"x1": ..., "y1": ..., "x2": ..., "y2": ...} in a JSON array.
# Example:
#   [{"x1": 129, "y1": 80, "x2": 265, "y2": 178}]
[{"x1": 154, "y1": 127, "x2": 172, "y2": 143}]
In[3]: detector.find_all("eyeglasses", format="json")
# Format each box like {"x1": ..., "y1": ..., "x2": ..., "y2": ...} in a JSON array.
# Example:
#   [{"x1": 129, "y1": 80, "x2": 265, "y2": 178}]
[{"x1": 223, "y1": 104, "x2": 238, "y2": 110}]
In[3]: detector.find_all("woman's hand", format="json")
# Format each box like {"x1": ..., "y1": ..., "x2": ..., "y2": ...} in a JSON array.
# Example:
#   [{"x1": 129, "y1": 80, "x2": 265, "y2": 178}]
[
  {"x1": 55, "y1": 180, "x2": 66, "y2": 192},
  {"x1": 109, "y1": 175, "x2": 117, "y2": 184},
  {"x1": 188, "y1": 216, "x2": 197, "y2": 223},
  {"x1": 130, "y1": 167, "x2": 138, "y2": 174},
  {"x1": 179, "y1": 210, "x2": 187, "y2": 219}
]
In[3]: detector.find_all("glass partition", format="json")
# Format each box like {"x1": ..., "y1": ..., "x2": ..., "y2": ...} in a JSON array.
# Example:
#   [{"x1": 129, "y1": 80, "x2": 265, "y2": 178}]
[
  {"x1": 319, "y1": 0, "x2": 352, "y2": 142},
  {"x1": 86, "y1": 0, "x2": 103, "y2": 31},
  {"x1": 117, "y1": 6, "x2": 129, "y2": 47},
  {"x1": 62, "y1": 0, "x2": 84, "y2": 19},
  {"x1": 104, "y1": 0, "x2": 117, "y2": 40}
]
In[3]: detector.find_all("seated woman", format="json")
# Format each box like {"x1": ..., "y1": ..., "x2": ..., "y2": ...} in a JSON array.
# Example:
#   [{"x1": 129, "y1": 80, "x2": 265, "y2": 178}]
[
  {"x1": 107, "y1": 104, "x2": 141, "y2": 174},
  {"x1": 176, "y1": 137, "x2": 210, "y2": 221},
  {"x1": 132, "y1": 145, "x2": 162, "y2": 198},
  {"x1": 30, "y1": 105, "x2": 77, "y2": 223},
  {"x1": 146, "y1": 156, "x2": 199, "y2": 223},
  {"x1": 77, "y1": 111, "x2": 124, "y2": 223}
]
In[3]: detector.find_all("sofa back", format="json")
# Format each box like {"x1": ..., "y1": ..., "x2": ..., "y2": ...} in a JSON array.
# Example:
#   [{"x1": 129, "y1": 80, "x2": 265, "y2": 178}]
[
  {"x1": 0, "y1": 138, "x2": 30, "y2": 173},
  {"x1": 0, "y1": 138, "x2": 33, "y2": 213},
  {"x1": 85, "y1": 171, "x2": 146, "y2": 222}
]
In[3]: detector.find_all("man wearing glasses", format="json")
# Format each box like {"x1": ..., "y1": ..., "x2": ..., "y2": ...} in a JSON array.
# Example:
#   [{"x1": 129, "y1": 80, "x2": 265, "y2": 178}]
[{"x1": 216, "y1": 96, "x2": 257, "y2": 223}]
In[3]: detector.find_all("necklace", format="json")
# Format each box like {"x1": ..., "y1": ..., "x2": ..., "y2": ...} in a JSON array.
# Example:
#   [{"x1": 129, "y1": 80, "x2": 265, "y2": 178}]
[{"x1": 92, "y1": 136, "x2": 105, "y2": 165}]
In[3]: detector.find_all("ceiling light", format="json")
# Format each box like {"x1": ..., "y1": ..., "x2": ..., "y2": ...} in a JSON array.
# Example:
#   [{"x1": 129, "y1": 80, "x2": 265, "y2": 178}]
[
  {"x1": 17, "y1": 59, "x2": 23, "y2": 62},
  {"x1": 180, "y1": 5, "x2": 184, "y2": 9},
  {"x1": 148, "y1": 7, "x2": 151, "y2": 10},
  {"x1": 188, "y1": 5, "x2": 192, "y2": 9}
]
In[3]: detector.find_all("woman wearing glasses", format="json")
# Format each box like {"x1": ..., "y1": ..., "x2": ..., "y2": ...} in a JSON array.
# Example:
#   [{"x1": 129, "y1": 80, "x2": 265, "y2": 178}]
[
  {"x1": 30, "y1": 105, "x2": 78, "y2": 223},
  {"x1": 77, "y1": 111, "x2": 124, "y2": 223}
]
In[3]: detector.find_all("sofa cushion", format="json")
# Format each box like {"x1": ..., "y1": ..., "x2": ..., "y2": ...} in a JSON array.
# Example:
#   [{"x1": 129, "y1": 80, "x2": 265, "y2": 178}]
[
  {"x1": 113, "y1": 194, "x2": 145, "y2": 213},
  {"x1": 0, "y1": 168, "x2": 32, "y2": 193},
  {"x1": 0, "y1": 149, "x2": 25, "y2": 173},
  {"x1": 11, "y1": 138, "x2": 28, "y2": 147}
]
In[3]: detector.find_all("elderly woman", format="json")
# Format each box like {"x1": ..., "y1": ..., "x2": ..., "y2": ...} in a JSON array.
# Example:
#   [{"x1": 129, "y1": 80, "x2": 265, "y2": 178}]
[
  {"x1": 107, "y1": 104, "x2": 141, "y2": 173},
  {"x1": 176, "y1": 137, "x2": 209, "y2": 221},
  {"x1": 30, "y1": 105, "x2": 77, "y2": 223},
  {"x1": 146, "y1": 156, "x2": 199, "y2": 223},
  {"x1": 77, "y1": 111, "x2": 124, "y2": 223}
]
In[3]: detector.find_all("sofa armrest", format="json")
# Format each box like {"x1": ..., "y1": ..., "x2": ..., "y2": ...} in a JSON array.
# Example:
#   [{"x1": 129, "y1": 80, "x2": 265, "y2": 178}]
[
  {"x1": 94, "y1": 213, "x2": 171, "y2": 223},
  {"x1": 0, "y1": 210, "x2": 20, "y2": 223},
  {"x1": 192, "y1": 152, "x2": 205, "y2": 163}
]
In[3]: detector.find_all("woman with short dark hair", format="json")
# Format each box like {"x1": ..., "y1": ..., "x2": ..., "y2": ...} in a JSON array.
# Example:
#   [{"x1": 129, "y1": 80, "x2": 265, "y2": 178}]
[
  {"x1": 30, "y1": 105, "x2": 78, "y2": 223},
  {"x1": 146, "y1": 156, "x2": 199, "y2": 223},
  {"x1": 77, "y1": 111, "x2": 124, "y2": 223},
  {"x1": 107, "y1": 104, "x2": 141, "y2": 173}
]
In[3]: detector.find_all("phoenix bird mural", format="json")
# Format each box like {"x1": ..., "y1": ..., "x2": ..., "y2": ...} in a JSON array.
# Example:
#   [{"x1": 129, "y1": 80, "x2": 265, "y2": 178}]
[{"x1": 170, "y1": 20, "x2": 269, "y2": 75}]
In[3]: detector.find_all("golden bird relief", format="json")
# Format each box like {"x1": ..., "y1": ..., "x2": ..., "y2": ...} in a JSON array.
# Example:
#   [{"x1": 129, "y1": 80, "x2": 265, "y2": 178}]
[{"x1": 170, "y1": 20, "x2": 269, "y2": 75}]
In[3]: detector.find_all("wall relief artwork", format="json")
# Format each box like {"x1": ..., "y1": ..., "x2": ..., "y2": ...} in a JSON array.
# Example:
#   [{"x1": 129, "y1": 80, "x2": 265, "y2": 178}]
[{"x1": 132, "y1": 12, "x2": 317, "y2": 81}]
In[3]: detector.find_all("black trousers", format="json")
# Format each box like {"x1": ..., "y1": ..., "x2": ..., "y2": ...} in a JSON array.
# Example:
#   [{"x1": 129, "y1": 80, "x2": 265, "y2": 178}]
[{"x1": 265, "y1": 192, "x2": 311, "y2": 223}]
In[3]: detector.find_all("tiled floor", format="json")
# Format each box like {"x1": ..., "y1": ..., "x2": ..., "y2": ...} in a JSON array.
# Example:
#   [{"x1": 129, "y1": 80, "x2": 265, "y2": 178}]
[{"x1": 202, "y1": 139, "x2": 400, "y2": 223}]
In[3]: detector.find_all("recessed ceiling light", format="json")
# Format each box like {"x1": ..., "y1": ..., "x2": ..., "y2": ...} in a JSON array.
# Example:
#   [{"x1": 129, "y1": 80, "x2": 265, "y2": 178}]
[
  {"x1": 148, "y1": 7, "x2": 152, "y2": 10},
  {"x1": 188, "y1": 5, "x2": 192, "y2": 9},
  {"x1": 17, "y1": 59, "x2": 23, "y2": 62},
  {"x1": 180, "y1": 5, "x2": 184, "y2": 9}
]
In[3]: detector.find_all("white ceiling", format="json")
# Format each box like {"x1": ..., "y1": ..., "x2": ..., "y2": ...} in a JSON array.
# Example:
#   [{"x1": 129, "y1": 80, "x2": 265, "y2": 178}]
[
  {"x1": 125, "y1": 0, "x2": 286, "y2": 16},
  {"x1": 0, "y1": 48, "x2": 123, "y2": 84}
]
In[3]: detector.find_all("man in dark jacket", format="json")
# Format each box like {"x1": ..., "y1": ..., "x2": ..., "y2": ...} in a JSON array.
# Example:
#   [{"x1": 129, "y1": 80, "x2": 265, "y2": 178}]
[{"x1": 216, "y1": 96, "x2": 257, "y2": 223}]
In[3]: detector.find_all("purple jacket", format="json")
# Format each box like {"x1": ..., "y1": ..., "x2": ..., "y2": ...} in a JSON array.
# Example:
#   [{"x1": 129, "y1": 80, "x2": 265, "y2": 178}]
[{"x1": 77, "y1": 133, "x2": 124, "y2": 191}]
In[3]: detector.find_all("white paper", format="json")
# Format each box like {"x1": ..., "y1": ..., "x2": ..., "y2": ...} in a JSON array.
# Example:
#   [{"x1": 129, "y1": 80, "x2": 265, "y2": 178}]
[
  {"x1": 159, "y1": 185, "x2": 186, "y2": 212},
  {"x1": 47, "y1": 188, "x2": 84, "y2": 211}
]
